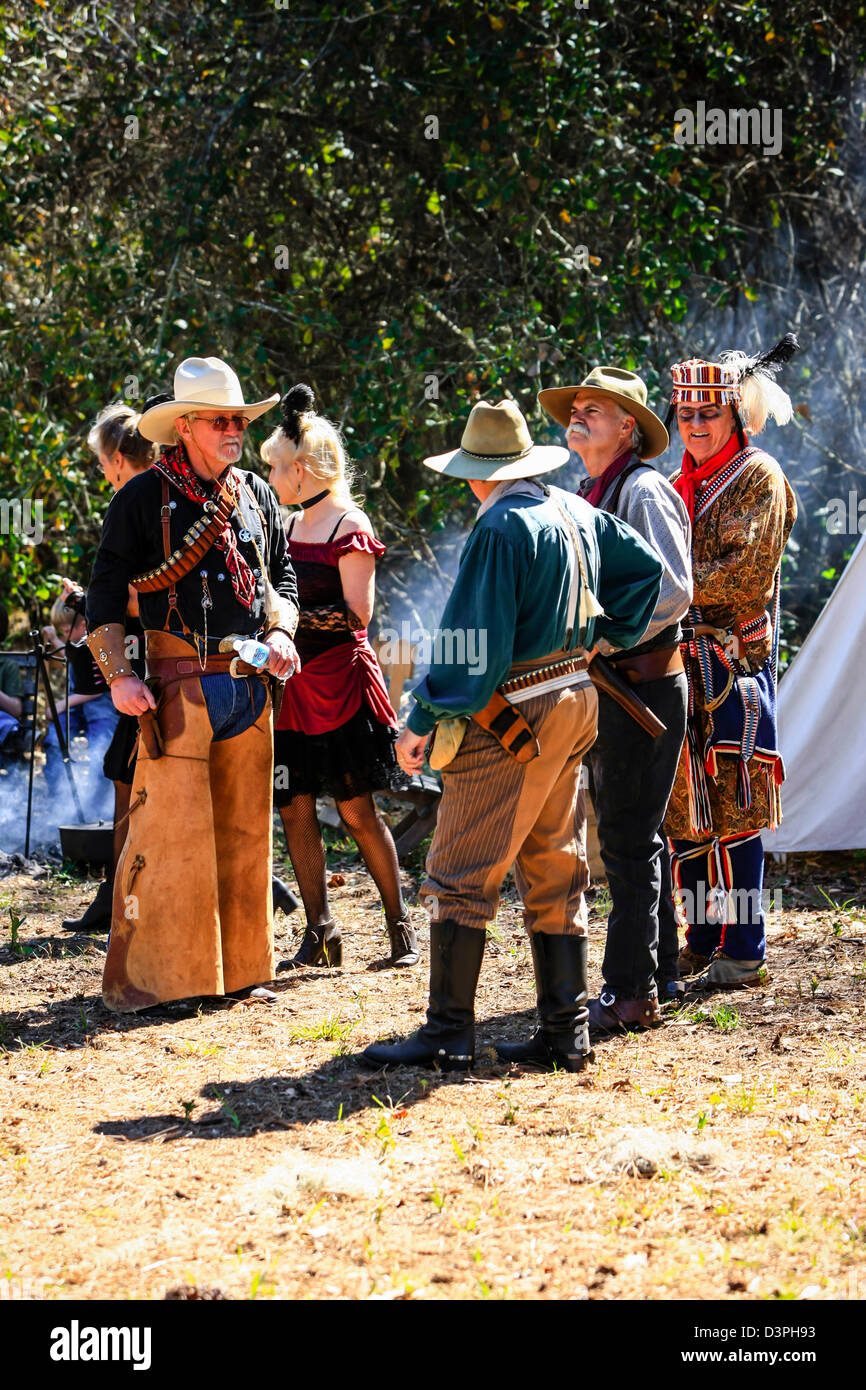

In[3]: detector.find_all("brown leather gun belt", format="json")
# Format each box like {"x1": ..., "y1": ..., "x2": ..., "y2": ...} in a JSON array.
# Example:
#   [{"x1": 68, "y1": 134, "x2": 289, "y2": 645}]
[
  {"x1": 607, "y1": 644, "x2": 684, "y2": 686},
  {"x1": 148, "y1": 652, "x2": 261, "y2": 686},
  {"x1": 502, "y1": 649, "x2": 589, "y2": 694}
]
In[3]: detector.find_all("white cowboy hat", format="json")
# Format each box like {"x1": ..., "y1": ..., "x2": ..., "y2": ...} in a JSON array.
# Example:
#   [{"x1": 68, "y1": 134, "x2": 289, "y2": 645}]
[
  {"x1": 423, "y1": 398, "x2": 569, "y2": 480},
  {"x1": 137, "y1": 356, "x2": 279, "y2": 445},
  {"x1": 537, "y1": 366, "x2": 669, "y2": 460}
]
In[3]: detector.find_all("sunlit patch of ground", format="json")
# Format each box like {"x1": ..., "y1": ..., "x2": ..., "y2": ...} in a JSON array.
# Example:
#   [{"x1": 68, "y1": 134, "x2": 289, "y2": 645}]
[{"x1": 1, "y1": 850, "x2": 864, "y2": 1301}]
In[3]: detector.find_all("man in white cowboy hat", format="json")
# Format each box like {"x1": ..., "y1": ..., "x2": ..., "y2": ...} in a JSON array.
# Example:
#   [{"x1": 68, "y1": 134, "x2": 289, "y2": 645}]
[
  {"x1": 361, "y1": 398, "x2": 664, "y2": 1073},
  {"x1": 85, "y1": 356, "x2": 300, "y2": 1012},
  {"x1": 539, "y1": 368, "x2": 693, "y2": 1036}
]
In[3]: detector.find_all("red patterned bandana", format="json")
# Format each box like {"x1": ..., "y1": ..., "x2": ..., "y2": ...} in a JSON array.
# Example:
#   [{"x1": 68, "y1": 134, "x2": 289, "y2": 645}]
[{"x1": 151, "y1": 445, "x2": 256, "y2": 610}]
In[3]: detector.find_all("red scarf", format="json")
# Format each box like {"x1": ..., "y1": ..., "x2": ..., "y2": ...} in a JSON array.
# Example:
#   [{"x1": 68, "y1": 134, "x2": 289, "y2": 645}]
[
  {"x1": 580, "y1": 448, "x2": 635, "y2": 508},
  {"x1": 672, "y1": 431, "x2": 746, "y2": 522},
  {"x1": 151, "y1": 445, "x2": 256, "y2": 610}
]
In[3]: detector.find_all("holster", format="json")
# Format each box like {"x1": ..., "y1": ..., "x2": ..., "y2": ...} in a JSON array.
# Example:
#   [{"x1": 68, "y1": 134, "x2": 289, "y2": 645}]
[
  {"x1": 137, "y1": 708, "x2": 164, "y2": 761},
  {"x1": 472, "y1": 690, "x2": 540, "y2": 763}
]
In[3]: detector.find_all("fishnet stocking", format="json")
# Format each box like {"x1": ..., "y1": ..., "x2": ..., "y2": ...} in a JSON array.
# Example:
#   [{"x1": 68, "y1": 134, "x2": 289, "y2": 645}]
[
  {"x1": 335, "y1": 792, "x2": 405, "y2": 922},
  {"x1": 278, "y1": 796, "x2": 329, "y2": 927},
  {"x1": 278, "y1": 792, "x2": 405, "y2": 927}
]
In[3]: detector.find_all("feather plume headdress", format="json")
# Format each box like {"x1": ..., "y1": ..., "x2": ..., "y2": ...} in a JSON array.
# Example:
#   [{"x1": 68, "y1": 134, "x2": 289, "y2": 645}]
[{"x1": 668, "y1": 333, "x2": 799, "y2": 436}]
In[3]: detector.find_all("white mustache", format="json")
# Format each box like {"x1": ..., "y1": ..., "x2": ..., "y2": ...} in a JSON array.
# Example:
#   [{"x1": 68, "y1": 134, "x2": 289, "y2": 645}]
[{"x1": 567, "y1": 423, "x2": 590, "y2": 439}]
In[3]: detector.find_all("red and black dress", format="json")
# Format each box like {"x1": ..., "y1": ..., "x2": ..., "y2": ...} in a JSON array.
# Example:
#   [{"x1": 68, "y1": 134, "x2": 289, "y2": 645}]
[{"x1": 273, "y1": 514, "x2": 408, "y2": 805}]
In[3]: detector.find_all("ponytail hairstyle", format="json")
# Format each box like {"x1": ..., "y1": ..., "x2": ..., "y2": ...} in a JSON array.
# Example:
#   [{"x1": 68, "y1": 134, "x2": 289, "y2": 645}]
[
  {"x1": 87, "y1": 402, "x2": 158, "y2": 470},
  {"x1": 260, "y1": 383, "x2": 356, "y2": 505}
]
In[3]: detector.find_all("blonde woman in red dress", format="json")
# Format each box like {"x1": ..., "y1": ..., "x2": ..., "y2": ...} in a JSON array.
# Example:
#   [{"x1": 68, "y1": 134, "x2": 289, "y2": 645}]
[{"x1": 261, "y1": 385, "x2": 417, "y2": 969}]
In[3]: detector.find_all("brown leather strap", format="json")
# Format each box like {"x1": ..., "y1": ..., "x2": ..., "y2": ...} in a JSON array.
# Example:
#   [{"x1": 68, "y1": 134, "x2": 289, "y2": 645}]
[
  {"x1": 160, "y1": 477, "x2": 182, "y2": 632},
  {"x1": 160, "y1": 476, "x2": 171, "y2": 562},
  {"x1": 148, "y1": 652, "x2": 256, "y2": 685},
  {"x1": 607, "y1": 644, "x2": 684, "y2": 686},
  {"x1": 472, "y1": 690, "x2": 540, "y2": 763}
]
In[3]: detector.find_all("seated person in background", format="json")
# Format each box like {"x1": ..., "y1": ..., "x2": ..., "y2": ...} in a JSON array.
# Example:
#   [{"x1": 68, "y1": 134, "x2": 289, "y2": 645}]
[
  {"x1": 0, "y1": 600, "x2": 25, "y2": 759},
  {"x1": 41, "y1": 581, "x2": 119, "y2": 819}
]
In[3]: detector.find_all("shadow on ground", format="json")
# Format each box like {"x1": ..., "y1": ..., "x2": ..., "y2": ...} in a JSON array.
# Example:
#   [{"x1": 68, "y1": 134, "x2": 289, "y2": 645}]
[
  {"x1": 88, "y1": 1003, "x2": 624, "y2": 1143},
  {"x1": 0, "y1": 968, "x2": 319, "y2": 1050}
]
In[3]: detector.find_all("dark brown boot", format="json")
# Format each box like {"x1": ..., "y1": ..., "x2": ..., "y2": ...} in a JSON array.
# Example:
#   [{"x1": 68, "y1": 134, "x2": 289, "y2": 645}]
[
  {"x1": 588, "y1": 989, "x2": 662, "y2": 1037},
  {"x1": 289, "y1": 919, "x2": 342, "y2": 968},
  {"x1": 678, "y1": 945, "x2": 709, "y2": 976},
  {"x1": 385, "y1": 910, "x2": 419, "y2": 967}
]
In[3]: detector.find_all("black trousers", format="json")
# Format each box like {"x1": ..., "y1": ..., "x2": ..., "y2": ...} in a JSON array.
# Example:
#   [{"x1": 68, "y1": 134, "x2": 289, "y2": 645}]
[{"x1": 586, "y1": 672, "x2": 687, "y2": 998}]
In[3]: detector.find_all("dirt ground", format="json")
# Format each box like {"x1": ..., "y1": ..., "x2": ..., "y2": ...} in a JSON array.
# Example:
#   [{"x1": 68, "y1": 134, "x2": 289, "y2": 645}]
[{"x1": 1, "y1": 842, "x2": 865, "y2": 1302}]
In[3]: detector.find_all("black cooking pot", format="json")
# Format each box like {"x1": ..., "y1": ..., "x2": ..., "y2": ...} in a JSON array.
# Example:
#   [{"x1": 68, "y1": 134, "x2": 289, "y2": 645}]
[{"x1": 58, "y1": 822, "x2": 113, "y2": 869}]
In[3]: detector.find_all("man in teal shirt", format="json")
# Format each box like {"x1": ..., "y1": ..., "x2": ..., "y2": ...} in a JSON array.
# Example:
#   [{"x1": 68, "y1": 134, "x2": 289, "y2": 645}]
[{"x1": 362, "y1": 399, "x2": 663, "y2": 1073}]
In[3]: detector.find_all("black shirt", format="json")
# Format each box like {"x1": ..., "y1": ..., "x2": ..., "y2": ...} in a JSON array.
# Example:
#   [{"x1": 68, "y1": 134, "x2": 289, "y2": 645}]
[{"x1": 86, "y1": 467, "x2": 297, "y2": 648}]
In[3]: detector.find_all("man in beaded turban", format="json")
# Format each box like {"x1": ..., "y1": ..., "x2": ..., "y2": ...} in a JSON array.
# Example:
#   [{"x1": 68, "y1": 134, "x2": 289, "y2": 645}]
[
  {"x1": 85, "y1": 357, "x2": 300, "y2": 1012},
  {"x1": 662, "y1": 338, "x2": 798, "y2": 989}
]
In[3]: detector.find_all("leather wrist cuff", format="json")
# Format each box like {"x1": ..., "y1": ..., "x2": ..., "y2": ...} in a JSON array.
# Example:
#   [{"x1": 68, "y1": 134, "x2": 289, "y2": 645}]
[
  {"x1": 87, "y1": 623, "x2": 135, "y2": 683},
  {"x1": 265, "y1": 592, "x2": 299, "y2": 639}
]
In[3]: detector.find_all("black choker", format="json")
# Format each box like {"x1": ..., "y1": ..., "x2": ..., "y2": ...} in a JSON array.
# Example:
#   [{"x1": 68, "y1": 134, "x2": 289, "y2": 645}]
[{"x1": 300, "y1": 488, "x2": 331, "y2": 510}]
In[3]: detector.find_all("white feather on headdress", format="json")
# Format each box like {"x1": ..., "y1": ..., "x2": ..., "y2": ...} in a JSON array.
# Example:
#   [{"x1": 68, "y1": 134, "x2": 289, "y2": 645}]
[{"x1": 719, "y1": 334, "x2": 799, "y2": 435}]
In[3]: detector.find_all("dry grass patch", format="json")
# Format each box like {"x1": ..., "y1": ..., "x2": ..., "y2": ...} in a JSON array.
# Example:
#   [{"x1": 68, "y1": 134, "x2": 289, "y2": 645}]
[{"x1": 0, "y1": 850, "x2": 865, "y2": 1300}]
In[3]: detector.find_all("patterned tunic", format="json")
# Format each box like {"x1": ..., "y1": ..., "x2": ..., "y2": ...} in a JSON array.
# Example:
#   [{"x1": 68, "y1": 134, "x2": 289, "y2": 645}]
[{"x1": 665, "y1": 448, "x2": 797, "y2": 839}]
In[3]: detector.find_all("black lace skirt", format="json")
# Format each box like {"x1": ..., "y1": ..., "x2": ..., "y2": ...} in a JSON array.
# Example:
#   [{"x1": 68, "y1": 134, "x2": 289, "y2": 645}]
[{"x1": 273, "y1": 701, "x2": 410, "y2": 806}]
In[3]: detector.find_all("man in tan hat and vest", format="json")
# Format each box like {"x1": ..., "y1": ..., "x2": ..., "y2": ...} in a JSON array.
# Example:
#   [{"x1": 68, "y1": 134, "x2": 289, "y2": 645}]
[
  {"x1": 538, "y1": 368, "x2": 692, "y2": 1034},
  {"x1": 86, "y1": 356, "x2": 300, "y2": 1012},
  {"x1": 362, "y1": 398, "x2": 664, "y2": 1072}
]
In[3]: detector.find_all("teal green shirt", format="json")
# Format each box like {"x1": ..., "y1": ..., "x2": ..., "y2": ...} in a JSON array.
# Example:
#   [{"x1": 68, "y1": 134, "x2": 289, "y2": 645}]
[
  {"x1": 407, "y1": 481, "x2": 663, "y2": 736},
  {"x1": 0, "y1": 654, "x2": 24, "y2": 699}
]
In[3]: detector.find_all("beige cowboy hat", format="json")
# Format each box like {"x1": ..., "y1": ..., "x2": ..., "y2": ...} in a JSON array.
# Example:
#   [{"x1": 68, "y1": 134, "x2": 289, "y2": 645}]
[
  {"x1": 423, "y1": 398, "x2": 569, "y2": 481},
  {"x1": 537, "y1": 366, "x2": 669, "y2": 460},
  {"x1": 137, "y1": 356, "x2": 280, "y2": 445}
]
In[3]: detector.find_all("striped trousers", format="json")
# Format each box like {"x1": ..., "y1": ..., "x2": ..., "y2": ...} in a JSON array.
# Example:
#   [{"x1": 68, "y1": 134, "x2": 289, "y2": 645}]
[{"x1": 420, "y1": 683, "x2": 598, "y2": 935}]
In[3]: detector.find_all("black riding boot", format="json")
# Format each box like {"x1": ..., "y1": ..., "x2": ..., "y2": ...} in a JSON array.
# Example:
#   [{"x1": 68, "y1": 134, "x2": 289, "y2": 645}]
[
  {"x1": 361, "y1": 919, "x2": 485, "y2": 1070},
  {"x1": 61, "y1": 877, "x2": 113, "y2": 933},
  {"x1": 496, "y1": 932, "x2": 595, "y2": 1072}
]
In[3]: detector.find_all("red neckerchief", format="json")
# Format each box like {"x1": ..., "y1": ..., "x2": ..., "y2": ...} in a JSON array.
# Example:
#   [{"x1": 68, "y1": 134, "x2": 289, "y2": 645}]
[
  {"x1": 672, "y1": 431, "x2": 746, "y2": 522},
  {"x1": 151, "y1": 444, "x2": 256, "y2": 610},
  {"x1": 580, "y1": 448, "x2": 635, "y2": 508}
]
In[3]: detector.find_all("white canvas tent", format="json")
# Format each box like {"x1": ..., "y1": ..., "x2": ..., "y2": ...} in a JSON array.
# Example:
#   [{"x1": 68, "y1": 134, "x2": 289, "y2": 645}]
[{"x1": 763, "y1": 530, "x2": 866, "y2": 853}]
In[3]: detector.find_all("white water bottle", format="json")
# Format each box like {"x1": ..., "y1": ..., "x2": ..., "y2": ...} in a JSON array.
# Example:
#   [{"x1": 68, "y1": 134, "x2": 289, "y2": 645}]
[{"x1": 233, "y1": 638, "x2": 270, "y2": 669}]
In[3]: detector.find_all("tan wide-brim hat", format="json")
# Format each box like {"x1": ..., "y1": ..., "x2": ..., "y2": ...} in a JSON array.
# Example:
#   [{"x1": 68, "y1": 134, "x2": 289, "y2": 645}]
[
  {"x1": 137, "y1": 356, "x2": 280, "y2": 445},
  {"x1": 537, "y1": 366, "x2": 669, "y2": 460},
  {"x1": 423, "y1": 398, "x2": 569, "y2": 481}
]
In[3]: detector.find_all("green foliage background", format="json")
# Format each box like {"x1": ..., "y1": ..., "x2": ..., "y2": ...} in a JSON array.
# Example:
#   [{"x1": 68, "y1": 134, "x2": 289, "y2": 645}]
[{"x1": 2, "y1": 0, "x2": 865, "y2": 651}]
